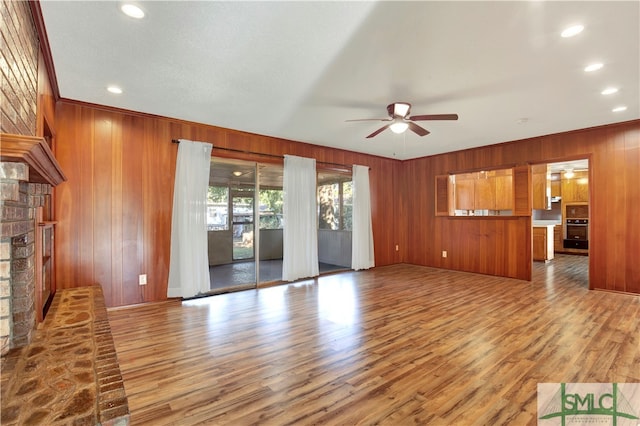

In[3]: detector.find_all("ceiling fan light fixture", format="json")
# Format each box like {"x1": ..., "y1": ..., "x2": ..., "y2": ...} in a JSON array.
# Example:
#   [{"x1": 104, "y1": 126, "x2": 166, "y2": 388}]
[
  {"x1": 390, "y1": 121, "x2": 409, "y2": 134},
  {"x1": 393, "y1": 103, "x2": 411, "y2": 118}
]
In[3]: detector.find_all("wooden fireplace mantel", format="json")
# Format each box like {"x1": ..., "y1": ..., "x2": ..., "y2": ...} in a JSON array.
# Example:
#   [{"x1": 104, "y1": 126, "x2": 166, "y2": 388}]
[{"x1": 0, "y1": 133, "x2": 66, "y2": 186}]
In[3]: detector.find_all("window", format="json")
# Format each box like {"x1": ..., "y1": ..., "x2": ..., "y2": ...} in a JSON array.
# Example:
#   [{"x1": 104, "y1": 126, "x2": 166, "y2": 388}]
[
  {"x1": 318, "y1": 179, "x2": 352, "y2": 230},
  {"x1": 342, "y1": 181, "x2": 352, "y2": 231},
  {"x1": 259, "y1": 188, "x2": 283, "y2": 229},
  {"x1": 318, "y1": 183, "x2": 339, "y2": 229},
  {"x1": 207, "y1": 186, "x2": 229, "y2": 230}
]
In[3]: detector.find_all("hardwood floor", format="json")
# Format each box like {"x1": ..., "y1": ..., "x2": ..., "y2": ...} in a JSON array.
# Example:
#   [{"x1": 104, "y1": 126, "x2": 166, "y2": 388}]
[{"x1": 108, "y1": 255, "x2": 640, "y2": 425}]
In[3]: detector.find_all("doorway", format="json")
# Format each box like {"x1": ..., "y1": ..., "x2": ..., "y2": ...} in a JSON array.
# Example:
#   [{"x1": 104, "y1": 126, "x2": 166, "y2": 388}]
[
  {"x1": 208, "y1": 158, "x2": 286, "y2": 292},
  {"x1": 532, "y1": 158, "x2": 590, "y2": 288}
]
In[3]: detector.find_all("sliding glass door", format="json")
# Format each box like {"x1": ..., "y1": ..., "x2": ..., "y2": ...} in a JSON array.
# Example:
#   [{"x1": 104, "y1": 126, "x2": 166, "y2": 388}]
[
  {"x1": 207, "y1": 159, "x2": 286, "y2": 292},
  {"x1": 208, "y1": 159, "x2": 257, "y2": 293},
  {"x1": 207, "y1": 158, "x2": 352, "y2": 294}
]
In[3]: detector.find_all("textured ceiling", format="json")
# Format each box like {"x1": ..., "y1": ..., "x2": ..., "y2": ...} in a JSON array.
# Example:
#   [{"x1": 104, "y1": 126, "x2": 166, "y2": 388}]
[{"x1": 39, "y1": 1, "x2": 639, "y2": 160}]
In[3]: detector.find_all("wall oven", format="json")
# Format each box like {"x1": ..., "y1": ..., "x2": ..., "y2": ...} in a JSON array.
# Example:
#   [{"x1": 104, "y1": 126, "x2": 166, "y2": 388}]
[{"x1": 564, "y1": 218, "x2": 588, "y2": 249}]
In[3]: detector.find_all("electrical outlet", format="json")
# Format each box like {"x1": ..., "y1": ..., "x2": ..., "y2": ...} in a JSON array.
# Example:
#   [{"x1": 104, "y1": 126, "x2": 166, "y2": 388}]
[
  {"x1": 442, "y1": 250, "x2": 447, "y2": 258},
  {"x1": 395, "y1": 245, "x2": 399, "y2": 251},
  {"x1": 139, "y1": 274, "x2": 147, "y2": 285}
]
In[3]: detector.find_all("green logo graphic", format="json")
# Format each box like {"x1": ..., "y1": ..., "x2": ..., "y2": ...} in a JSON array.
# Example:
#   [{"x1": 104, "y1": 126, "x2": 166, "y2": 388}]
[{"x1": 538, "y1": 383, "x2": 640, "y2": 426}]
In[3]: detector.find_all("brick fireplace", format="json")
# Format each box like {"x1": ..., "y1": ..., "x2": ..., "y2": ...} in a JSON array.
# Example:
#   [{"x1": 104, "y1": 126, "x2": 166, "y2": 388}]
[{"x1": 0, "y1": 134, "x2": 66, "y2": 355}]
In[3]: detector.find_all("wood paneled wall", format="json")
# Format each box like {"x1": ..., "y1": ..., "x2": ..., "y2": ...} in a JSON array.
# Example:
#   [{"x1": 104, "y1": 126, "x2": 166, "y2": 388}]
[
  {"x1": 36, "y1": 50, "x2": 56, "y2": 137},
  {"x1": 400, "y1": 120, "x2": 640, "y2": 293},
  {"x1": 54, "y1": 101, "x2": 402, "y2": 307}
]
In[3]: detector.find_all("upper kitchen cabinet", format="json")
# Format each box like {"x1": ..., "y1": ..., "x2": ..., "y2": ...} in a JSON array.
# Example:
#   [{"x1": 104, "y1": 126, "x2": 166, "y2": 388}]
[
  {"x1": 532, "y1": 164, "x2": 551, "y2": 210},
  {"x1": 439, "y1": 168, "x2": 514, "y2": 216},
  {"x1": 561, "y1": 170, "x2": 589, "y2": 203},
  {"x1": 454, "y1": 173, "x2": 476, "y2": 211},
  {"x1": 494, "y1": 170, "x2": 514, "y2": 211},
  {"x1": 550, "y1": 173, "x2": 561, "y2": 198},
  {"x1": 474, "y1": 173, "x2": 497, "y2": 210}
]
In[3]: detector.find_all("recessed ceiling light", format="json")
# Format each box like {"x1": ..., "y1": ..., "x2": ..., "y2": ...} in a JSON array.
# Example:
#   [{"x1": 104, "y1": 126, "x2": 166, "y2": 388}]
[
  {"x1": 107, "y1": 86, "x2": 123, "y2": 94},
  {"x1": 601, "y1": 87, "x2": 618, "y2": 95},
  {"x1": 584, "y1": 63, "x2": 603, "y2": 72},
  {"x1": 612, "y1": 106, "x2": 627, "y2": 112},
  {"x1": 121, "y1": 3, "x2": 145, "y2": 19},
  {"x1": 561, "y1": 24, "x2": 584, "y2": 38}
]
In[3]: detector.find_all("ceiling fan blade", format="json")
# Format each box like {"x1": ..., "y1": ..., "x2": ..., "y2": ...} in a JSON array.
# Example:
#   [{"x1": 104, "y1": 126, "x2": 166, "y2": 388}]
[
  {"x1": 408, "y1": 122, "x2": 430, "y2": 137},
  {"x1": 345, "y1": 118, "x2": 392, "y2": 122},
  {"x1": 409, "y1": 114, "x2": 459, "y2": 121},
  {"x1": 366, "y1": 124, "x2": 391, "y2": 138}
]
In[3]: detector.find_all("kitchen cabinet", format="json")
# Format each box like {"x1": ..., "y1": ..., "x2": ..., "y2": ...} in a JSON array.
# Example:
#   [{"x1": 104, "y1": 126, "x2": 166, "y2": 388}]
[
  {"x1": 550, "y1": 174, "x2": 561, "y2": 198},
  {"x1": 495, "y1": 171, "x2": 513, "y2": 210},
  {"x1": 454, "y1": 173, "x2": 476, "y2": 210},
  {"x1": 561, "y1": 171, "x2": 589, "y2": 203},
  {"x1": 474, "y1": 175, "x2": 496, "y2": 209},
  {"x1": 533, "y1": 225, "x2": 554, "y2": 261},
  {"x1": 532, "y1": 164, "x2": 550, "y2": 210},
  {"x1": 453, "y1": 170, "x2": 513, "y2": 212}
]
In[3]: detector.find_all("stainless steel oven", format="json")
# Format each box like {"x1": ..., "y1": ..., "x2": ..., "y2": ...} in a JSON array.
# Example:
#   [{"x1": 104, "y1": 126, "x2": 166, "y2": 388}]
[
  {"x1": 564, "y1": 218, "x2": 589, "y2": 249},
  {"x1": 566, "y1": 219, "x2": 588, "y2": 240}
]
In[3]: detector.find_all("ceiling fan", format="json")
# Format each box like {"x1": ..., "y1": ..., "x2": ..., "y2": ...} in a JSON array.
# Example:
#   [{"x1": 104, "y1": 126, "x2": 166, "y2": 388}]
[{"x1": 346, "y1": 102, "x2": 458, "y2": 138}]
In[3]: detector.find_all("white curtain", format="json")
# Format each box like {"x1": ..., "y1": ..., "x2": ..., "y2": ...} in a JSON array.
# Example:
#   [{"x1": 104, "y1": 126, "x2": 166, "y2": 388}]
[
  {"x1": 351, "y1": 164, "x2": 375, "y2": 270},
  {"x1": 167, "y1": 139, "x2": 213, "y2": 298},
  {"x1": 282, "y1": 155, "x2": 319, "y2": 281}
]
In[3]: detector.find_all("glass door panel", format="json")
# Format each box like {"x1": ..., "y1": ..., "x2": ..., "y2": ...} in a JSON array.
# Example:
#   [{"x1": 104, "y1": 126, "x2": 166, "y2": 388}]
[
  {"x1": 257, "y1": 166, "x2": 284, "y2": 284},
  {"x1": 208, "y1": 158, "x2": 257, "y2": 293},
  {"x1": 232, "y1": 195, "x2": 254, "y2": 260},
  {"x1": 317, "y1": 171, "x2": 353, "y2": 274}
]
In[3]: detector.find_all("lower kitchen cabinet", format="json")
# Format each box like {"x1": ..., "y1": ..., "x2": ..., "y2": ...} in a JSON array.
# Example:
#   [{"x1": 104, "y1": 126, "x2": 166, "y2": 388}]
[{"x1": 533, "y1": 226, "x2": 554, "y2": 262}]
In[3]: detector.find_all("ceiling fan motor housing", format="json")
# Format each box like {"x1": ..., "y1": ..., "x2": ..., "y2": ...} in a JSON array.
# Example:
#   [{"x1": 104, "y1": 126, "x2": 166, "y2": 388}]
[{"x1": 387, "y1": 102, "x2": 411, "y2": 118}]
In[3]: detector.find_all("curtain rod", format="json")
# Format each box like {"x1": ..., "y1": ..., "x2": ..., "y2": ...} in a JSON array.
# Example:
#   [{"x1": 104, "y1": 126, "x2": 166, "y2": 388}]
[{"x1": 171, "y1": 139, "x2": 354, "y2": 171}]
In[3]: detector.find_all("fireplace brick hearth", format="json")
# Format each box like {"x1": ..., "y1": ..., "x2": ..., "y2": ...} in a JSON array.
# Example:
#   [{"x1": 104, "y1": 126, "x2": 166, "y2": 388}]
[{"x1": 1, "y1": 286, "x2": 130, "y2": 425}]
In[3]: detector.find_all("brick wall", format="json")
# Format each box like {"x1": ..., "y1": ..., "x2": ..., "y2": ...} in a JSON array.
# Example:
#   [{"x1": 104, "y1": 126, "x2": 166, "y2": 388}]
[
  {"x1": 1, "y1": 0, "x2": 39, "y2": 135},
  {"x1": 1, "y1": 0, "x2": 41, "y2": 354},
  {"x1": 0, "y1": 161, "x2": 51, "y2": 354}
]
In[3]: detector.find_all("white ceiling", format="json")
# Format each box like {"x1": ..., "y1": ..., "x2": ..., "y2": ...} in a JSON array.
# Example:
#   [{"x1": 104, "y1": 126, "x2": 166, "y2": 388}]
[{"x1": 39, "y1": 1, "x2": 639, "y2": 160}]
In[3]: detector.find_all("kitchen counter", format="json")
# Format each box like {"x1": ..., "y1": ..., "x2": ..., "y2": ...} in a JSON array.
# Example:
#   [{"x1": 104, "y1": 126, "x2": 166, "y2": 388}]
[{"x1": 533, "y1": 220, "x2": 561, "y2": 226}]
